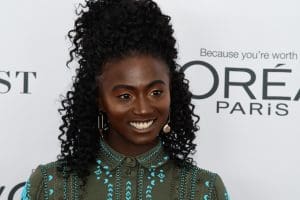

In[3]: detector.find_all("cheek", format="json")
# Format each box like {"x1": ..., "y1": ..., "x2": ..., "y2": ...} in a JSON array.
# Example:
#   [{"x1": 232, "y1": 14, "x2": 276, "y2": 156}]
[
  {"x1": 157, "y1": 94, "x2": 171, "y2": 114},
  {"x1": 100, "y1": 96, "x2": 128, "y2": 120},
  {"x1": 104, "y1": 103, "x2": 130, "y2": 121}
]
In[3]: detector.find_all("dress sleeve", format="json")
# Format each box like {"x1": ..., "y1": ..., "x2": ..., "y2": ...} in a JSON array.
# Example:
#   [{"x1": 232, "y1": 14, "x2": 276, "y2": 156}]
[
  {"x1": 21, "y1": 165, "x2": 44, "y2": 200},
  {"x1": 211, "y1": 174, "x2": 230, "y2": 200}
]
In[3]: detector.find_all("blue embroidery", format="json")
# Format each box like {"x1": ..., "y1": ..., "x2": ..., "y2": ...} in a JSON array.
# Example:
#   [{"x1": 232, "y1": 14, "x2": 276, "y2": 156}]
[
  {"x1": 21, "y1": 181, "x2": 31, "y2": 200},
  {"x1": 189, "y1": 167, "x2": 200, "y2": 200},
  {"x1": 40, "y1": 167, "x2": 49, "y2": 200},
  {"x1": 125, "y1": 181, "x2": 132, "y2": 200},
  {"x1": 94, "y1": 160, "x2": 103, "y2": 180},
  {"x1": 48, "y1": 174, "x2": 54, "y2": 196},
  {"x1": 148, "y1": 156, "x2": 169, "y2": 169},
  {"x1": 49, "y1": 189, "x2": 54, "y2": 196},
  {"x1": 205, "y1": 181, "x2": 210, "y2": 187},
  {"x1": 94, "y1": 159, "x2": 113, "y2": 181},
  {"x1": 157, "y1": 169, "x2": 165, "y2": 182},
  {"x1": 225, "y1": 191, "x2": 230, "y2": 200},
  {"x1": 62, "y1": 168, "x2": 68, "y2": 200},
  {"x1": 72, "y1": 175, "x2": 80, "y2": 200},
  {"x1": 203, "y1": 194, "x2": 209, "y2": 200},
  {"x1": 107, "y1": 183, "x2": 114, "y2": 200},
  {"x1": 94, "y1": 159, "x2": 114, "y2": 199},
  {"x1": 114, "y1": 166, "x2": 121, "y2": 200},
  {"x1": 145, "y1": 168, "x2": 166, "y2": 199},
  {"x1": 178, "y1": 168, "x2": 187, "y2": 200},
  {"x1": 48, "y1": 175, "x2": 53, "y2": 181},
  {"x1": 137, "y1": 168, "x2": 144, "y2": 199},
  {"x1": 146, "y1": 185, "x2": 153, "y2": 199},
  {"x1": 40, "y1": 166, "x2": 54, "y2": 200}
]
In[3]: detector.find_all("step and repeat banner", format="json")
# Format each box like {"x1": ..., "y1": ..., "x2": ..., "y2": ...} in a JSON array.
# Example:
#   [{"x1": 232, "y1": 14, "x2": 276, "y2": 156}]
[{"x1": 1, "y1": 0, "x2": 299, "y2": 199}]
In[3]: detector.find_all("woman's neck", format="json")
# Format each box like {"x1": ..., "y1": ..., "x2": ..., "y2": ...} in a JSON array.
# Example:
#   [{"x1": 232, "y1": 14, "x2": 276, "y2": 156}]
[{"x1": 103, "y1": 134, "x2": 159, "y2": 157}]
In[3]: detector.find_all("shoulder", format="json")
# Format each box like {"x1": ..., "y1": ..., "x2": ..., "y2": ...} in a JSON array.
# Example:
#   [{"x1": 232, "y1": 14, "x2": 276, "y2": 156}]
[
  {"x1": 178, "y1": 163, "x2": 229, "y2": 200},
  {"x1": 21, "y1": 161, "x2": 63, "y2": 200},
  {"x1": 30, "y1": 161, "x2": 62, "y2": 181}
]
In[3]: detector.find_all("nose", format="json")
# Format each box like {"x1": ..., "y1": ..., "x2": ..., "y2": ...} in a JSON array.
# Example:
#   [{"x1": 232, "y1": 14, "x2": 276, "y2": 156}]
[{"x1": 133, "y1": 96, "x2": 153, "y2": 115}]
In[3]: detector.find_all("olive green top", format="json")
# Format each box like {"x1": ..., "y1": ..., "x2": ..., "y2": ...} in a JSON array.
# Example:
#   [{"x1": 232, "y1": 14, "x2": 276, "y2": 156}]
[{"x1": 21, "y1": 140, "x2": 230, "y2": 200}]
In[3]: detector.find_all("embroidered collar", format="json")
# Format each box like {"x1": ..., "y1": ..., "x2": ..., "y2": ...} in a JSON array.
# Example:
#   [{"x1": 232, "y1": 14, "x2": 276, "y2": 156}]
[{"x1": 98, "y1": 139, "x2": 169, "y2": 171}]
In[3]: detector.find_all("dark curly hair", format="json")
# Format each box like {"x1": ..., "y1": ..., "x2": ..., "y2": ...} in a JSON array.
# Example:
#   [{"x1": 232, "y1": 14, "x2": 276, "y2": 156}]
[{"x1": 57, "y1": 0, "x2": 200, "y2": 184}]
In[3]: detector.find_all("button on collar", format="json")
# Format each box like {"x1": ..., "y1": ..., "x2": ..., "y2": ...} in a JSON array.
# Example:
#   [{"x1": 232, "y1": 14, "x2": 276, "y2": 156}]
[{"x1": 124, "y1": 157, "x2": 137, "y2": 167}]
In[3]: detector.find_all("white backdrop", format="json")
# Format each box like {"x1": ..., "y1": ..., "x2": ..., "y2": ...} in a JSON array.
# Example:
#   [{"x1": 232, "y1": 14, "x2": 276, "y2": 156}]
[{"x1": 0, "y1": 0, "x2": 299, "y2": 199}]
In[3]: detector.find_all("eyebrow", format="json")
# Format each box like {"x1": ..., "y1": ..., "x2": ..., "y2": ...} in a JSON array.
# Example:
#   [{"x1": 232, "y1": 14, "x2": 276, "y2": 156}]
[{"x1": 112, "y1": 80, "x2": 166, "y2": 91}]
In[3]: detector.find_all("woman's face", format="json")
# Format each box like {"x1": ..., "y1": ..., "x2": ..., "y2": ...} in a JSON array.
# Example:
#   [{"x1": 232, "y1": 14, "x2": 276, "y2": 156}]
[{"x1": 98, "y1": 55, "x2": 170, "y2": 155}]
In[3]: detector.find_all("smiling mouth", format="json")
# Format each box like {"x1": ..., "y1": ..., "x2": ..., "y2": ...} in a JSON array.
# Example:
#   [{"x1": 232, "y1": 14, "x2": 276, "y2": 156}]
[{"x1": 129, "y1": 120, "x2": 155, "y2": 130}]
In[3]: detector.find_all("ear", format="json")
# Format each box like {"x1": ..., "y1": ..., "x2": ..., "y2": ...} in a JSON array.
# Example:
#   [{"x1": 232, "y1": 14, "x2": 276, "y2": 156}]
[
  {"x1": 97, "y1": 89, "x2": 108, "y2": 113},
  {"x1": 97, "y1": 93, "x2": 105, "y2": 111}
]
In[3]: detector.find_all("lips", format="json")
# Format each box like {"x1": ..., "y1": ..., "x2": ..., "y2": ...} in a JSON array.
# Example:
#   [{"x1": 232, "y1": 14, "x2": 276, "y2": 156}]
[{"x1": 129, "y1": 119, "x2": 155, "y2": 130}]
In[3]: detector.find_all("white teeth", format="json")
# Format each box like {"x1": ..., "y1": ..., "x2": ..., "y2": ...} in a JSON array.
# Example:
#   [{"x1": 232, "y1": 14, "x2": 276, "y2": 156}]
[{"x1": 129, "y1": 120, "x2": 154, "y2": 130}]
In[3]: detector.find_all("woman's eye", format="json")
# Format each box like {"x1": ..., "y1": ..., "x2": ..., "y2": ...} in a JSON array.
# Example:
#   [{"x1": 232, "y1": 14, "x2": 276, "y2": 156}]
[
  {"x1": 151, "y1": 90, "x2": 163, "y2": 96},
  {"x1": 118, "y1": 94, "x2": 131, "y2": 100}
]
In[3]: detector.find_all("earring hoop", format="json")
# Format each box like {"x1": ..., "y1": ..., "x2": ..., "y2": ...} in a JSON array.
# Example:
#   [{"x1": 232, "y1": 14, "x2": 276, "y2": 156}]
[{"x1": 98, "y1": 110, "x2": 109, "y2": 133}]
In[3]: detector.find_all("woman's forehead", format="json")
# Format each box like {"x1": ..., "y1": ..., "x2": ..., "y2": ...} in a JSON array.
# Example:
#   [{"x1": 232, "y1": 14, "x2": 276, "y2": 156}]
[{"x1": 99, "y1": 55, "x2": 170, "y2": 86}]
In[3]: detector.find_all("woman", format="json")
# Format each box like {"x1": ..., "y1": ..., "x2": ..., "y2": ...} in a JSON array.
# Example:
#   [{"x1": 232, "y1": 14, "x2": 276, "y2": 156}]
[{"x1": 22, "y1": 0, "x2": 229, "y2": 199}]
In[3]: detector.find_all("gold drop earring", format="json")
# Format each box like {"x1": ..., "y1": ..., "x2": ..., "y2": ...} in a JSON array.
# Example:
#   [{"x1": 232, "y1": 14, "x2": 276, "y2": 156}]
[{"x1": 162, "y1": 115, "x2": 171, "y2": 133}]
